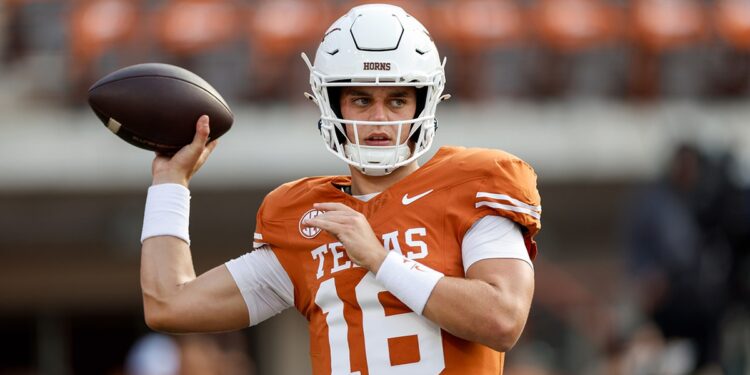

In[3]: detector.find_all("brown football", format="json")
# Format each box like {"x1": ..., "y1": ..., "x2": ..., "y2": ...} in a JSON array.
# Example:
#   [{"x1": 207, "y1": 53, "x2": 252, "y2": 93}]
[{"x1": 88, "y1": 63, "x2": 234, "y2": 154}]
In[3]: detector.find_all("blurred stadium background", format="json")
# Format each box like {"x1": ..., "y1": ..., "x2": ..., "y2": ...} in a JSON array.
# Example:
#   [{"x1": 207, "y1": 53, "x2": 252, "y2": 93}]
[{"x1": 1, "y1": 0, "x2": 750, "y2": 374}]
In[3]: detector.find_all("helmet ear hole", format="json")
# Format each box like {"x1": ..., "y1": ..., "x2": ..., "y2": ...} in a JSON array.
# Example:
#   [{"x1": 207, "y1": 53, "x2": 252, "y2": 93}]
[
  {"x1": 408, "y1": 87, "x2": 429, "y2": 143},
  {"x1": 325, "y1": 87, "x2": 348, "y2": 144},
  {"x1": 409, "y1": 126, "x2": 420, "y2": 143},
  {"x1": 414, "y1": 87, "x2": 428, "y2": 118},
  {"x1": 327, "y1": 87, "x2": 343, "y2": 119},
  {"x1": 335, "y1": 127, "x2": 348, "y2": 144}
]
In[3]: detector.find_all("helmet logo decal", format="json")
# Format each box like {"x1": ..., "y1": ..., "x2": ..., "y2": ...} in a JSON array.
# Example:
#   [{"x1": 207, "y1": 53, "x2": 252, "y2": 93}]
[
  {"x1": 363, "y1": 62, "x2": 391, "y2": 71},
  {"x1": 299, "y1": 209, "x2": 324, "y2": 239}
]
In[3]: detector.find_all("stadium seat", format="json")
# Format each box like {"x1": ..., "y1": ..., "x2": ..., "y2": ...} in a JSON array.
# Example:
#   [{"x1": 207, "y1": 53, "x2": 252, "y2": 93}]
[
  {"x1": 151, "y1": 0, "x2": 244, "y2": 102},
  {"x1": 712, "y1": 0, "x2": 750, "y2": 95},
  {"x1": 431, "y1": 0, "x2": 527, "y2": 99},
  {"x1": 631, "y1": 0, "x2": 707, "y2": 52},
  {"x1": 714, "y1": 0, "x2": 750, "y2": 50},
  {"x1": 153, "y1": 0, "x2": 239, "y2": 57},
  {"x1": 529, "y1": 0, "x2": 624, "y2": 97},
  {"x1": 532, "y1": 0, "x2": 620, "y2": 53},
  {"x1": 68, "y1": 0, "x2": 139, "y2": 100},
  {"x1": 245, "y1": 0, "x2": 334, "y2": 100},
  {"x1": 629, "y1": 0, "x2": 709, "y2": 98}
]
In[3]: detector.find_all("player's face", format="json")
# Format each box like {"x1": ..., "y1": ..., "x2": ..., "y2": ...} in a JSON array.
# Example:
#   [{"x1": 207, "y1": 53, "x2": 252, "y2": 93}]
[{"x1": 340, "y1": 86, "x2": 417, "y2": 146}]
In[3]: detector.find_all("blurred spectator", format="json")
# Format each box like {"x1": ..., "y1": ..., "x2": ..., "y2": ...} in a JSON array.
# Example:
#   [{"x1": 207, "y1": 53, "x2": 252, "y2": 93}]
[
  {"x1": 125, "y1": 332, "x2": 254, "y2": 375},
  {"x1": 125, "y1": 333, "x2": 180, "y2": 375},
  {"x1": 623, "y1": 143, "x2": 738, "y2": 373}
]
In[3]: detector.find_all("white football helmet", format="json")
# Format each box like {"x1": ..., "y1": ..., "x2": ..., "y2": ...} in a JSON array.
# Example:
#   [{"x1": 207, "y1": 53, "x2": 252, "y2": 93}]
[{"x1": 302, "y1": 4, "x2": 446, "y2": 176}]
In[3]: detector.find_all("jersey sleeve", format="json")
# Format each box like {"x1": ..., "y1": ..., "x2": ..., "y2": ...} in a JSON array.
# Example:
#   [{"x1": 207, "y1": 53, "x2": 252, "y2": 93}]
[
  {"x1": 252, "y1": 198, "x2": 269, "y2": 249},
  {"x1": 225, "y1": 246, "x2": 294, "y2": 326},
  {"x1": 248, "y1": 186, "x2": 308, "y2": 313},
  {"x1": 252, "y1": 189, "x2": 289, "y2": 250},
  {"x1": 462, "y1": 215, "x2": 532, "y2": 272},
  {"x1": 468, "y1": 157, "x2": 541, "y2": 259}
]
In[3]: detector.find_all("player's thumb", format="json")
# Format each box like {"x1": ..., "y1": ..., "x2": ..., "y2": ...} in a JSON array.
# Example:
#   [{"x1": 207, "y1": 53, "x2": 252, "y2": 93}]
[{"x1": 191, "y1": 115, "x2": 210, "y2": 148}]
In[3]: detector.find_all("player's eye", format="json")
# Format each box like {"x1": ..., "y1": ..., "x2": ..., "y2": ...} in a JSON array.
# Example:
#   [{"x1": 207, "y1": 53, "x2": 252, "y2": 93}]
[
  {"x1": 390, "y1": 98, "x2": 407, "y2": 108},
  {"x1": 352, "y1": 97, "x2": 370, "y2": 106}
]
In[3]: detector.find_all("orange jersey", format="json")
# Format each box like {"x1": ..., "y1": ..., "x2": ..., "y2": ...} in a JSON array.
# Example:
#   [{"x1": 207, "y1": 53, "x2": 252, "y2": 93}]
[{"x1": 253, "y1": 146, "x2": 541, "y2": 375}]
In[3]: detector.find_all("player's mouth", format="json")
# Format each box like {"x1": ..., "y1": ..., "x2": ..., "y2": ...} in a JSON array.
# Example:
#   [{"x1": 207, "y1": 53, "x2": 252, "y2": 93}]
[{"x1": 363, "y1": 133, "x2": 392, "y2": 146}]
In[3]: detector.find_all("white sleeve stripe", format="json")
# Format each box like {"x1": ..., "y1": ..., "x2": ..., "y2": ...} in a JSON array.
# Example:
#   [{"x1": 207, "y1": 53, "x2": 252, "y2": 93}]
[
  {"x1": 254, "y1": 233, "x2": 263, "y2": 240},
  {"x1": 252, "y1": 241, "x2": 267, "y2": 248},
  {"x1": 476, "y1": 192, "x2": 541, "y2": 212},
  {"x1": 476, "y1": 201, "x2": 541, "y2": 220}
]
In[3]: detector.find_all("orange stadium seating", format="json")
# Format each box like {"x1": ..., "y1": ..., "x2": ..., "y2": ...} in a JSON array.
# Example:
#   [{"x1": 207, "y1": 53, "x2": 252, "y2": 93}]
[
  {"x1": 529, "y1": 0, "x2": 624, "y2": 96},
  {"x1": 4, "y1": 0, "x2": 750, "y2": 101},
  {"x1": 532, "y1": 0, "x2": 621, "y2": 53},
  {"x1": 629, "y1": 0, "x2": 709, "y2": 98},
  {"x1": 714, "y1": 0, "x2": 750, "y2": 50},
  {"x1": 712, "y1": 0, "x2": 750, "y2": 95},
  {"x1": 153, "y1": 0, "x2": 240, "y2": 57},
  {"x1": 245, "y1": 0, "x2": 335, "y2": 100},
  {"x1": 432, "y1": 0, "x2": 527, "y2": 99},
  {"x1": 68, "y1": 0, "x2": 140, "y2": 99}
]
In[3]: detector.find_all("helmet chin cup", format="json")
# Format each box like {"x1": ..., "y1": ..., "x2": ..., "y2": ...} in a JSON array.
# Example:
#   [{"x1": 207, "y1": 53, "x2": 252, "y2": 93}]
[
  {"x1": 303, "y1": 4, "x2": 446, "y2": 175},
  {"x1": 344, "y1": 143, "x2": 412, "y2": 176}
]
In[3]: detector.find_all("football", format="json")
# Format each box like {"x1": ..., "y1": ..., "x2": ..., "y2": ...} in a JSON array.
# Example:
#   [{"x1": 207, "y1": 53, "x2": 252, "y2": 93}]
[{"x1": 87, "y1": 63, "x2": 234, "y2": 154}]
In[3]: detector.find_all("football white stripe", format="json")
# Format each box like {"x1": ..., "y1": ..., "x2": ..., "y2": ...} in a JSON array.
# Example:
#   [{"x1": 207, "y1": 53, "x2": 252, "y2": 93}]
[
  {"x1": 253, "y1": 241, "x2": 267, "y2": 248},
  {"x1": 475, "y1": 201, "x2": 541, "y2": 220},
  {"x1": 476, "y1": 192, "x2": 541, "y2": 212}
]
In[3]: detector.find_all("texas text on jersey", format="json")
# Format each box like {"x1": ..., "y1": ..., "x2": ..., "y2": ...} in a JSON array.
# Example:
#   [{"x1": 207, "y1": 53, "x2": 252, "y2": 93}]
[{"x1": 252, "y1": 146, "x2": 541, "y2": 375}]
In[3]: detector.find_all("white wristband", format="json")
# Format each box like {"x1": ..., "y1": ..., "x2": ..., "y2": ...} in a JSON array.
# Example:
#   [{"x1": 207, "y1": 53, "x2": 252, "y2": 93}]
[
  {"x1": 141, "y1": 183, "x2": 191, "y2": 245},
  {"x1": 375, "y1": 251, "x2": 444, "y2": 315}
]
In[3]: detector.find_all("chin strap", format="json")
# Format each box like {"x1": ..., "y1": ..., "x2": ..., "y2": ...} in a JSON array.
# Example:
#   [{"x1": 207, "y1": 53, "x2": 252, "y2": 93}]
[{"x1": 344, "y1": 143, "x2": 412, "y2": 176}]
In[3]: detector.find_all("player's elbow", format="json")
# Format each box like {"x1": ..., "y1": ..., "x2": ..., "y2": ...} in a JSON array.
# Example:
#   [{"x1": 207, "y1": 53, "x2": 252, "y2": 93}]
[
  {"x1": 142, "y1": 294, "x2": 184, "y2": 333},
  {"x1": 481, "y1": 298, "x2": 529, "y2": 352},
  {"x1": 485, "y1": 316, "x2": 525, "y2": 352},
  {"x1": 143, "y1": 299, "x2": 170, "y2": 332}
]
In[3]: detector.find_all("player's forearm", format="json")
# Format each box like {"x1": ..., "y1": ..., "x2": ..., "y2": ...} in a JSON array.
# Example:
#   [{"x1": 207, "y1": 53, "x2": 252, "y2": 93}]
[
  {"x1": 140, "y1": 236, "x2": 197, "y2": 330},
  {"x1": 422, "y1": 276, "x2": 532, "y2": 352}
]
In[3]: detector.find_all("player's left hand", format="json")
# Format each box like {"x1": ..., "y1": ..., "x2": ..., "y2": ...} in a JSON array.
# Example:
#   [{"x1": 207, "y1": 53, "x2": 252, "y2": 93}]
[{"x1": 303, "y1": 202, "x2": 388, "y2": 273}]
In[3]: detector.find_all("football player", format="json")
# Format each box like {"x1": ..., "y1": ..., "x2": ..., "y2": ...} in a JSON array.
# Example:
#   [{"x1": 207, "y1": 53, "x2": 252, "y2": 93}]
[{"x1": 140, "y1": 4, "x2": 540, "y2": 374}]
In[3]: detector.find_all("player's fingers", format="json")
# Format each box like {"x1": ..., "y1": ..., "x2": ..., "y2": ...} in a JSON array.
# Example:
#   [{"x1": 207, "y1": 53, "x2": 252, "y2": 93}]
[
  {"x1": 307, "y1": 212, "x2": 350, "y2": 226},
  {"x1": 198, "y1": 139, "x2": 218, "y2": 164},
  {"x1": 205, "y1": 138, "x2": 218, "y2": 153},
  {"x1": 192, "y1": 143, "x2": 217, "y2": 175},
  {"x1": 303, "y1": 216, "x2": 339, "y2": 232},
  {"x1": 314, "y1": 202, "x2": 356, "y2": 213},
  {"x1": 191, "y1": 115, "x2": 210, "y2": 148}
]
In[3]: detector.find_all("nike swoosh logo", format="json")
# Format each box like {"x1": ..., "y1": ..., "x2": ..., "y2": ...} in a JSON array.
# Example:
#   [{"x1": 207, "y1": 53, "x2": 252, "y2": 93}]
[{"x1": 402, "y1": 189, "x2": 434, "y2": 205}]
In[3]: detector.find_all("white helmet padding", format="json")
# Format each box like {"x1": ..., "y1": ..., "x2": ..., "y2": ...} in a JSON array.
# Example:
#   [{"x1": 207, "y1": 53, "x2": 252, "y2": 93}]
[{"x1": 302, "y1": 3, "x2": 446, "y2": 176}]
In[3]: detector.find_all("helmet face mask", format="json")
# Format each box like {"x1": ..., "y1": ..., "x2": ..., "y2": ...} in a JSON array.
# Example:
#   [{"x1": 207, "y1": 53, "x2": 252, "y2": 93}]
[{"x1": 303, "y1": 4, "x2": 446, "y2": 176}]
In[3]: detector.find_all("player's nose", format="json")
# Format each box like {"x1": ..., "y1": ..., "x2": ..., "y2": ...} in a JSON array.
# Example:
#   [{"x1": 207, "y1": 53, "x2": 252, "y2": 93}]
[{"x1": 368, "y1": 102, "x2": 388, "y2": 122}]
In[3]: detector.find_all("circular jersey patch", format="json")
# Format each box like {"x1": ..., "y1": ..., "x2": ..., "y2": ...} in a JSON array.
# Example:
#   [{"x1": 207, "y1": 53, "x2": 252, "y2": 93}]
[{"x1": 299, "y1": 209, "x2": 324, "y2": 239}]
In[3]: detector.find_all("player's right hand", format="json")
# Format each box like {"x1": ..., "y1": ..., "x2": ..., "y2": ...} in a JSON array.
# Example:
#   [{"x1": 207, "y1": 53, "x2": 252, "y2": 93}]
[{"x1": 151, "y1": 115, "x2": 218, "y2": 187}]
